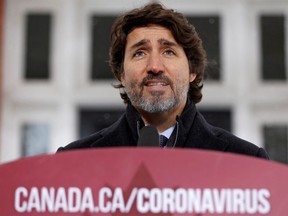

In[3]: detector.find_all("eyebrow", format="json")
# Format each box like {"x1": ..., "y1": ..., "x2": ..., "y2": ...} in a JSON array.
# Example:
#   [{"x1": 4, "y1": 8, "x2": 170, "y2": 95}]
[
  {"x1": 158, "y1": 38, "x2": 178, "y2": 47},
  {"x1": 128, "y1": 38, "x2": 179, "y2": 51},
  {"x1": 129, "y1": 39, "x2": 150, "y2": 51}
]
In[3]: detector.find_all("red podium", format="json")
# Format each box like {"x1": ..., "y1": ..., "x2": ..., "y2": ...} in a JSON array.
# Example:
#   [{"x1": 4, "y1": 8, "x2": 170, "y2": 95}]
[{"x1": 0, "y1": 148, "x2": 287, "y2": 215}]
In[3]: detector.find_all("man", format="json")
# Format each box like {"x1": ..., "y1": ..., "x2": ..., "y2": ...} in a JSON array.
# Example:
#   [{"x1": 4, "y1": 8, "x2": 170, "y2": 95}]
[{"x1": 58, "y1": 3, "x2": 269, "y2": 159}]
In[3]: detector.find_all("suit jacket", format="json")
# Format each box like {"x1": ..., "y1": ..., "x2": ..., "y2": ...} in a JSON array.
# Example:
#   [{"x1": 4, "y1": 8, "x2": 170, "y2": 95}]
[{"x1": 58, "y1": 101, "x2": 269, "y2": 159}]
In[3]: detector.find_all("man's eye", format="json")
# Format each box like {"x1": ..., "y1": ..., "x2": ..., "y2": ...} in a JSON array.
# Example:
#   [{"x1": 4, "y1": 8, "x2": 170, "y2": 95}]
[
  {"x1": 164, "y1": 49, "x2": 175, "y2": 56},
  {"x1": 133, "y1": 51, "x2": 145, "y2": 58}
]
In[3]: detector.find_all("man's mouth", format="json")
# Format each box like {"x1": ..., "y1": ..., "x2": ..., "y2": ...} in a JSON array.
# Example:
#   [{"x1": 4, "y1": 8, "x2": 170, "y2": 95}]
[{"x1": 144, "y1": 80, "x2": 169, "y2": 87}]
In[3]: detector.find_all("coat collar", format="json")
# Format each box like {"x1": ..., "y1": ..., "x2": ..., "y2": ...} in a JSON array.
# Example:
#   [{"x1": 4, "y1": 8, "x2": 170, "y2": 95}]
[
  {"x1": 125, "y1": 100, "x2": 197, "y2": 147},
  {"x1": 123, "y1": 101, "x2": 229, "y2": 151},
  {"x1": 125, "y1": 104, "x2": 144, "y2": 144}
]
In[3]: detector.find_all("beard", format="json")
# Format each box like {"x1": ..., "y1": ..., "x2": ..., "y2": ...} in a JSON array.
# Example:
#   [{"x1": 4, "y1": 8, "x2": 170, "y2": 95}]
[{"x1": 124, "y1": 74, "x2": 189, "y2": 113}]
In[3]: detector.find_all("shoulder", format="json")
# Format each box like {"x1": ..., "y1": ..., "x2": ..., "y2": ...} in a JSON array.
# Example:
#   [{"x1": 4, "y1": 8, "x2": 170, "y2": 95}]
[
  {"x1": 210, "y1": 125, "x2": 269, "y2": 159},
  {"x1": 193, "y1": 112, "x2": 269, "y2": 159}
]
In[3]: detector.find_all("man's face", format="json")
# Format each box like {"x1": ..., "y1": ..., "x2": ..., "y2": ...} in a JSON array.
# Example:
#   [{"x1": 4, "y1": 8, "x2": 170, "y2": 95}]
[{"x1": 122, "y1": 25, "x2": 196, "y2": 113}]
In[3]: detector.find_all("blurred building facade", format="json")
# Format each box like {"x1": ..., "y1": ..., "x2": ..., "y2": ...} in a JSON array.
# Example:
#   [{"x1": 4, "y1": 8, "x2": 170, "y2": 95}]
[{"x1": 1, "y1": 0, "x2": 288, "y2": 163}]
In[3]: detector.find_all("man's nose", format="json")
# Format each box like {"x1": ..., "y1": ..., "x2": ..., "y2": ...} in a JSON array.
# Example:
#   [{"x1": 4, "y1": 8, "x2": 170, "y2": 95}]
[{"x1": 146, "y1": 53, "x2": 164, "y2": 74}]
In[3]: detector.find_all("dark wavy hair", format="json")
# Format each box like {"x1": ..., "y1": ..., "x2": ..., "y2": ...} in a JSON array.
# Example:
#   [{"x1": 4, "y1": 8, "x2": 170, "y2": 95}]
[{"x1": 109, "y1": 3, "x2": 206, "y2": 104}]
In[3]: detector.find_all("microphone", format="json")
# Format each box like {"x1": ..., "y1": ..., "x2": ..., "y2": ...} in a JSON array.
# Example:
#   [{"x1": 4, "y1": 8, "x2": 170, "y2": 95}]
[{"x1": 137, "y1": 125, "x2": 159, "y2": 147}]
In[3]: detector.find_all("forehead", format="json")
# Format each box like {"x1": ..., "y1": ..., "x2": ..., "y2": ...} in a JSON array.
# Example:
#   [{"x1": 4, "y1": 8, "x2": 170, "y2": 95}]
[{"x1": 126, "y1": 25, "x2": 177, "y2": 45}]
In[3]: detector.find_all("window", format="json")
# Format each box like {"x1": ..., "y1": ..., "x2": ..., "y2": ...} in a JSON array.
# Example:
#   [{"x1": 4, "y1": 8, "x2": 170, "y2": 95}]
[
  {"x1": 90, "y1": 16, "x2": 117, "y2": 80},
  {"x1": 263, "y1": 125, "x2": 288, "y2": 164},
  {"x1": 21, "y1": 123, "x2": 50, "y2": 157},
  {"x1": 79, "y1": 108, "x2": 231, "y2": 139},
  {"x1": 79, "y1": 108, "x2": 124, "y2": 138},
  {"x1": 90, "y1": 15, "x2": 221, "y2": 81},
  {"x1": 24, "y1": 14, "x2": 52, "y2": 80},
  {"x1": 187, "y1": 16, "x2": 221, "y2": 81},
  {"x1": 200, "y1": 109, "x2": 232, "y2": 132},
  {"x1": 260, "y1": 15, "x2": 286, "y2": 81}
]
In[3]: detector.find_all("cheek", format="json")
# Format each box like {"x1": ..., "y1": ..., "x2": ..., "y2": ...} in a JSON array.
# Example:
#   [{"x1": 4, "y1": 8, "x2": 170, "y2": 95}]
[{"x1": 121, "y1": 72, "x2": 140, "y2": 88}]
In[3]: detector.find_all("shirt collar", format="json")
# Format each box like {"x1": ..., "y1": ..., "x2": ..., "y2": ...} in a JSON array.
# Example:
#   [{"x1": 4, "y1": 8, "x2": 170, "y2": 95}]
[{"x1": 159, "y1": 125, "x2": 175, "y2": 139}]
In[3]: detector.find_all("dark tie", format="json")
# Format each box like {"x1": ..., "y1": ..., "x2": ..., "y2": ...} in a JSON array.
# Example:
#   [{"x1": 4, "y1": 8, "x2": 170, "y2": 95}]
[{"x1": 159, "y1": 135, "x2": 168, "y2": 147}]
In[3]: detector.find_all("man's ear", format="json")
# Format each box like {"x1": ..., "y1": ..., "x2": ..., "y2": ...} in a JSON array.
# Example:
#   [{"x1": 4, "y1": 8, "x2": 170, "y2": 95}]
[
  {"x1": 189, "y1": 73, "x2": 196, "y2": 82},
  {"x1": 120, "y1": 72, "x2": 125, "y2": 86}
]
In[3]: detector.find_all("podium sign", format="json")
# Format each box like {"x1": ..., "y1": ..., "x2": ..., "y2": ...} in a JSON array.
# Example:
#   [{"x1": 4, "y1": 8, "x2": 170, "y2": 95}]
[{"x1": 0, "y1": 148, "x2": 287, "y2": 215}]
